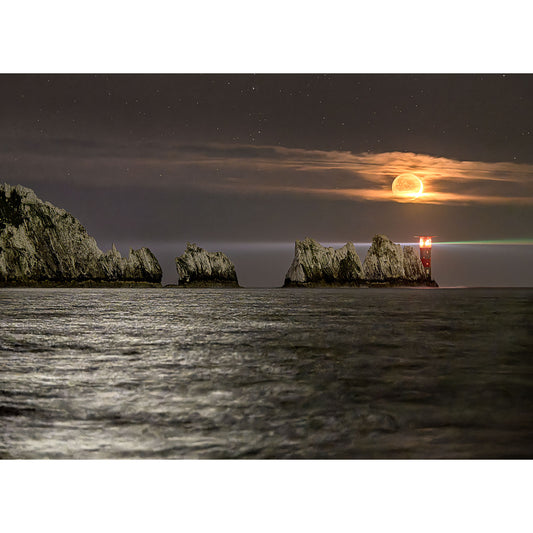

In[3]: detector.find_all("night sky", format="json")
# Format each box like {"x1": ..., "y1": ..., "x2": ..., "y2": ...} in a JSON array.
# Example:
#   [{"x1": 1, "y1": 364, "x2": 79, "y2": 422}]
[{"x1": 1, "y1": 74, "x2": 532, "y2": 286}]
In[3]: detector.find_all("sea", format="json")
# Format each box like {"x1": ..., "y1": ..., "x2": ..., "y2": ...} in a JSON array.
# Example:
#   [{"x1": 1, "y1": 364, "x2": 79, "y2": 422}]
[{"x1": 1, "y1": 287, "x2": 532, "y2": 459}]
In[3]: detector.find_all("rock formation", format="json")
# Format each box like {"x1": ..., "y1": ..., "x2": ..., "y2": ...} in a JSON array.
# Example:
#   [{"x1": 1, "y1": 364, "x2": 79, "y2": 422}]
[
  {"x1": 402, "y1": 245, "x2": 429, "y2": 281},
  {"x1": 175, "y1": 243, "x2": 239, "y2": 287},
  {"x1": 0, "y1": 183, "x2": 162, "y2": 286},
  {"x1": 362, "y1": 234, "x2": 431, "y2": 285},
  {"x1": 284, "y1": 235, "x2": 437, "y2": 287},
  {"x1": 284, "y1": 237, "x2": 363, "y2": 287},
  {"x1": 97, "y1": 244, "x2": 162, "y2": 284}
]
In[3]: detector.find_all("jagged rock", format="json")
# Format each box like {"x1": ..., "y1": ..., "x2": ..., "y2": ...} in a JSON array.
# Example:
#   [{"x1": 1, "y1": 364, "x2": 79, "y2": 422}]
[
  {"x1": 99, "y1": 244, "x2": 162, "y2": 284},
  {"x1": 363, "y1": 235, "x2": 430, "y2": 284},
  {"x1": 284, "y1": 234, "x2": 437, "y2": 287},
  {"x1": 402, "y1": 245, "x2": 427, "y2": 281},
  {"x1": 362, "y1": 234, "x2": 406, "y2": 281},
  {"x1": 0, "y1": 183, "x2": 162, "y2": 286},
  {"x1": 176, "y1": 243, "x2": 239, "y2": 287},
  {"x1": 284, "y1": 237, "x2": 363, "y2": 287}
]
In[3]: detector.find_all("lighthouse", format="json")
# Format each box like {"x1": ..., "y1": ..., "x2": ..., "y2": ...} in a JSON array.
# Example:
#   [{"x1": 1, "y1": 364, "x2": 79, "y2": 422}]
[{"x1": 418, "y1": 236, "x2": 433, "y2": 279}]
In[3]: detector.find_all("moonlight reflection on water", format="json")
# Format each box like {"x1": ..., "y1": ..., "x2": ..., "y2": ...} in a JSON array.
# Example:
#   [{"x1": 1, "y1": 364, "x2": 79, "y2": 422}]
[{"x1": 1, "y1": 287, "x2": 532, "y2": 459}]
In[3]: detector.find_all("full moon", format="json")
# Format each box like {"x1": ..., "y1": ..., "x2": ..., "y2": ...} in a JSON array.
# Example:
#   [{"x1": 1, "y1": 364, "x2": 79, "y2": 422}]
[{"x1": 392, "y1": 173, "x2": 424, "y2": 201}]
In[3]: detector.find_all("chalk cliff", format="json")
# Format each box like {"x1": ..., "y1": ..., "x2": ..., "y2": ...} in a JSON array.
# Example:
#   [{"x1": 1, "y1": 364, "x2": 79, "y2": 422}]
[
  {"x1": 284, "y1": 237, "x2": 363, "y2": 287},
  {"x1": 284, "y1": 234, "x2": 437, "y2": 287},
  {"x1": 175, "y1": 243, "x2": 239, "y2": 287},
  {"x1": 362, "y1": 234, "x2": 430, "y2": 285},
  {"x1": 0, "y1": 183, "x2": 162, "y2": 286}
]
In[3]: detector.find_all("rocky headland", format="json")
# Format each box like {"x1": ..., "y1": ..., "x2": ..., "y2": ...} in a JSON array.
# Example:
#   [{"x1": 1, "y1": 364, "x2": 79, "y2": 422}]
[
  {"x1": 175, "y1": 243, "x2": 240, "y2": 287},
  {"x1": 0, "y1": 184, "x2": 162, "y2": 286},
  {"x1": 284, "y1": 235, "x2": 438, "y2": 287}
]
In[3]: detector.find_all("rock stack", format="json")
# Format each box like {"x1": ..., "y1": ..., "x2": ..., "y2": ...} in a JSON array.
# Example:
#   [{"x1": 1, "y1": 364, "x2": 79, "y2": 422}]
[
  {"x1": 284, "y1": 235, "x2": 437, "y2": 287},
  {"x1": 284, "y1": 237, "x2": 363, "y2": 286},
  {"x1": 175, "y1": 243, "x2": 240, "y2": 287}
]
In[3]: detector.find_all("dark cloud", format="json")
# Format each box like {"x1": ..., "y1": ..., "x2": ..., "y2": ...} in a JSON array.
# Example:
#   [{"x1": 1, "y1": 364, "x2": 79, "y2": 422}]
[{"x1": 3, "y1": 137, "x2": 532, "y2": 205}]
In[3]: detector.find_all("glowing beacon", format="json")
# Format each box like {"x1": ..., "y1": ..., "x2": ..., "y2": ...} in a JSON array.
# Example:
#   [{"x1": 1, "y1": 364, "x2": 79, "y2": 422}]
[{"x1": 418, "y1": 236, "x2": 434, "y2": 279}]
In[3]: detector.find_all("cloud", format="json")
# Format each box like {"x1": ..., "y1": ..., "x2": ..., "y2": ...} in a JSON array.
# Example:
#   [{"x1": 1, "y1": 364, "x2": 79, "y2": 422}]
[{"x1": 2, "y1": 136, "x2": 532, "y2": 205}]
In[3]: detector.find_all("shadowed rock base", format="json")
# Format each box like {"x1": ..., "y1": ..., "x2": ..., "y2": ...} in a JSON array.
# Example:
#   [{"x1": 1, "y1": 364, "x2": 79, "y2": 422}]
[
  {"x1": 283, "y1": 279, "x2": 439, "y2": 288},
  {"x1": 0, "y1": 280, "x2": 162, "y2": 288},
  {"x1": 283, "y1": 280, "x2": 364, "y2": 288},
  {"x1": 365, "y1": 279, "x2": 439, "y2": 288},
  {"x1": 175, "y1": 280, "x2": 240, "y2": 288}
]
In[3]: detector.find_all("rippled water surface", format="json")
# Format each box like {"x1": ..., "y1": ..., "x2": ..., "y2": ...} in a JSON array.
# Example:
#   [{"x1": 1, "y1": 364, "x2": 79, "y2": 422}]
[{"x1": 1, "y1": 288, "x2": 532, "y2": 459}]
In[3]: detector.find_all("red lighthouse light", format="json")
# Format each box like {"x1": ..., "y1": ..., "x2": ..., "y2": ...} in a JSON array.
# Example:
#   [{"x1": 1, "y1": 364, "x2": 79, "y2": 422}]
[{"x1": 417, "y1": 236, "x2": 434, "y2": 279}]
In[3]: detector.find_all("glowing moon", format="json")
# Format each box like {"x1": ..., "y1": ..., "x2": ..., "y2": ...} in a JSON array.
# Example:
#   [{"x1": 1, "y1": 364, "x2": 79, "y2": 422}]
[{"x1": 392, "y1": 173, "x2": 424, "y2": 201}]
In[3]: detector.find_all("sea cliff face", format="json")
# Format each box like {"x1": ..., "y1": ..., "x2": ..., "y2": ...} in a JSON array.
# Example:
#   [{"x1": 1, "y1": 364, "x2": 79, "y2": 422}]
[
  {"x1": 0, "y1": 183, "x2": 162, "y2": 286},
  {"x1": 175, "y1": 243, "x2": 240, "y2": 287},
  {"x1": 284, "y1": 237, "x2": 363, "y2": 286},
  {"x1": 284, "y1": 235, "x2": 437, "y2": 287},
  {"x1": 362, "y1": 235, "x2": 430, "y2": 285}
]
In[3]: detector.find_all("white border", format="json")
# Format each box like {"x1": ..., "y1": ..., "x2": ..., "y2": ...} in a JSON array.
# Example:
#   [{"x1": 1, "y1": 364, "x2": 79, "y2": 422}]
[
  {"x1": 0, "y1": 1, "x2": 531, "y2": 73},
  {"x1": 1, "y1": 460, "x2": 531, "y2": 532}
]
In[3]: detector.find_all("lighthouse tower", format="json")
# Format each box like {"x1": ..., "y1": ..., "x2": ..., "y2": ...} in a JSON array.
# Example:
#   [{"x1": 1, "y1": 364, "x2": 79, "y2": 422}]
[{"x1": 418, "y1": 236, "x2": 433, "y2": 279}]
